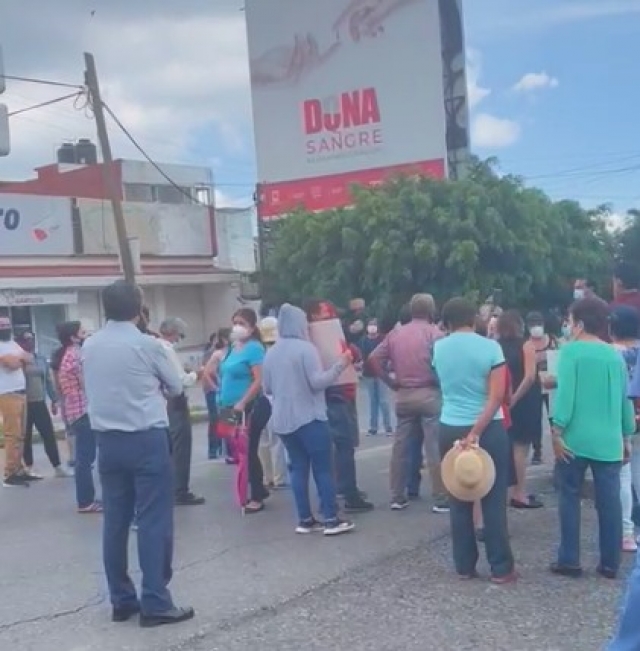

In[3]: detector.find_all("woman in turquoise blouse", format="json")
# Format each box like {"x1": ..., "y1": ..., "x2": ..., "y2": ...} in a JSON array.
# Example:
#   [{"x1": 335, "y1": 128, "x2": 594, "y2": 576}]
[
  {"x1": 551, "y1": 297, "x2": 636, "y2": 580},
  {"x1": 218, "y1": 308, "x2": 271, "y2": 513}
]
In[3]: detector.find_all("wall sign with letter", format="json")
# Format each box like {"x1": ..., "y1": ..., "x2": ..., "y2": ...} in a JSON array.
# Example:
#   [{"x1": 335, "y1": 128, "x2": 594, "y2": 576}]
[
  {"x1": 0, "y1": 290, "x2": 78, "y2": 307},
  {"x1": 0, "y1": 194, "x2": 74, "y2": 255}
]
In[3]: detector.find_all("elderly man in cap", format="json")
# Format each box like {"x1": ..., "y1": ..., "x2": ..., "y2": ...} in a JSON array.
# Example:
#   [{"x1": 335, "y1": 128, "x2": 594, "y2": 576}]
[
  {"x1": 159, "y1": 317, "x2": 205, "y2": 506},
  {"x1": 0, "y1": 316, "x2": 34, "y2": 487}
]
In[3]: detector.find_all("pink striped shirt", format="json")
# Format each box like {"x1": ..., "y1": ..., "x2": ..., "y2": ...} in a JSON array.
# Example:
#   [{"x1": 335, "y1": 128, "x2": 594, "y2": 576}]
[
  {"x1": 371, "y1": 320, "x2": 443, "y2": 388},
  {"x1": 58, "y1": 345, "x2": 87, "y2": 424}
]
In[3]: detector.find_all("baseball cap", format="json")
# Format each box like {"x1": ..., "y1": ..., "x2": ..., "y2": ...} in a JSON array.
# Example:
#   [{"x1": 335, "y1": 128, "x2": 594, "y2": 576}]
[{"x1": 259, "y1": 316, "x2": 278, "y2": 344}]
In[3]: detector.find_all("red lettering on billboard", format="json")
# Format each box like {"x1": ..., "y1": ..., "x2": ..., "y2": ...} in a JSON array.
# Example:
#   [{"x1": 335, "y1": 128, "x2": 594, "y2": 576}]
[
  {"x1": 303, "y1": 88, "x2": 383, "y2": 159},
  {"x1": 303, "y1": 88, "x2": 380, "y2": 134}
]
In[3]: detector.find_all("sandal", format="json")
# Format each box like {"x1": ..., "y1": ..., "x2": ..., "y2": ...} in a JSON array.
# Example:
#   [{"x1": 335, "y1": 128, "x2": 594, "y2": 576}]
[
  {"x1": 510, "y1": 495, "x2": 543, "y2": 509},
  {"x1": 78, "y1": 501, "x2": 103, "y2": 514},
  {"x1": 490, "y1": 570, "x2": 518, "y2": 585}
]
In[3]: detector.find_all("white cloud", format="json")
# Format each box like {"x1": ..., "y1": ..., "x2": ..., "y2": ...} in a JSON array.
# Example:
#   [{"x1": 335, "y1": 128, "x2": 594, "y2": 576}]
[
  {"x1": 513, "y1": 72, "x2": 559, "y2": 93},
  {"x1": 215, "y1": 189, "x2": 253, "y2": 209},
  {"x1": 604, "y1": 212, "x2": 630, "y2": 233},
  {"x1": 472, "y1": 113, "x2": 521, "y2": 149},
  {"x1": 0, "y1": 1, "x2": 254, "y2": 184},
  {"x1": 466, "y1": 49, "x2": 491, "y2": 109}
]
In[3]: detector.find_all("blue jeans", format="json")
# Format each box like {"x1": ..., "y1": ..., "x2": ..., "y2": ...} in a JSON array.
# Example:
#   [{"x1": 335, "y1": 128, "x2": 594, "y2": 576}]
[
  {"x1": 556, "y1": 456, "x2": 622, "y2": 572},
  {"x1": 71, "y1": 414, "x2": 96, "y2": 508},
  {"x1": 362, "y1": 377, "x2": 392, "y2": 433},
  {"x1": 326, "y1": 399, "x2": 359, "y2": 501},
  {"x1": 439, "y1": 421, "x2": 514, "y2": 578},
  {"x1": 97, "y1": 428, "x2": 175, "y2": 615},
  {"x1": 609, "y1": 551, "x2": 640, "y2": 650},
  {"x1": 280, "y1": 420, "x2": 338, "y2": 524}
]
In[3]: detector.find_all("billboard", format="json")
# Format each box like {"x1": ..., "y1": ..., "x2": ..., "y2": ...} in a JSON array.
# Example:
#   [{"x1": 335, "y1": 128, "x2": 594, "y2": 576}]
[
  {"x1": 246, "y1": 0, "x2": 452, "y2": 219},
  {"x1": 0, "y1": 194, "x2": 73, "y2": 255}
]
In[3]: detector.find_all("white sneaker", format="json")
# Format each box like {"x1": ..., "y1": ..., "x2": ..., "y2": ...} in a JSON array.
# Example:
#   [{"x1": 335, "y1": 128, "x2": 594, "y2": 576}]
[
  {"x1": 54, "y1": 466, "x2": 72, "y2": 478},
  {"x1": 391, "y1": 500, "x2": 409, "y2": 511},
  {"x1": 323, "y1": 519, "x2": 355, "y2": 536},
  {"x1": 295, "y1": 519, "x2": 324, "y2": 534}
]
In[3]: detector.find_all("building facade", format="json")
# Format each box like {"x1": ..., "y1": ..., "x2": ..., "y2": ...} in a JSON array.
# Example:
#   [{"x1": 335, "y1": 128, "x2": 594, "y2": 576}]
[{"x1": 0, "y1": 158, "x2": 245, "y2": 359}]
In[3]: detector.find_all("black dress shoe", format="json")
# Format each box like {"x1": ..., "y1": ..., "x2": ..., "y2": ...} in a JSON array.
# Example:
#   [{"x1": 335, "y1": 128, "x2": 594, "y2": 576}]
[
  {"x1": 596, "y1": 565, "x2": 617, "y2": 580},
  {"x1": 112, "y1": 603, "x2": 140, "y2": 622},
  {"x1": 175, "y1": 493, "x2": 206, "y2": 506},
  {"x1": 139, "y1": 606, "x2": 195, "y2": 628},
  {"x1": 550, "y1": 562, "x2": 583, "y2": 578}
]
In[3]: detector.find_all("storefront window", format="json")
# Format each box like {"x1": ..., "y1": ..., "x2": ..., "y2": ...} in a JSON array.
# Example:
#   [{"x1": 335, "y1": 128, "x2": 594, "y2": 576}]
[
  {"x1": 33, "y1": 305, "x2": 67, "y2": 360},
  {"x1": 10, "y1": 306, "x2": 32, "y2": 337}
]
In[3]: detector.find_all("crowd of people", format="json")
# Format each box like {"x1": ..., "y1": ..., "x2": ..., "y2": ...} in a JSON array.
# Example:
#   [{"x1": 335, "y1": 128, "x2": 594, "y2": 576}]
[{"x1": 1, "y1": 264, "x2": 640, "y2": 647}]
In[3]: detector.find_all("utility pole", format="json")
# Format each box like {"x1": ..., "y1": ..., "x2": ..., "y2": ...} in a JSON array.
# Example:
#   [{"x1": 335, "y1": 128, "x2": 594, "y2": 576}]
[
  {"x1": 83, "y1": 52, "x2": 136, "y2": 282},
  {"x1": 0, "y1": 46, "x2": 11, "y2": 156},
  {"x1": 255, "y1": 183, "x2": 268, "y2": 301}
]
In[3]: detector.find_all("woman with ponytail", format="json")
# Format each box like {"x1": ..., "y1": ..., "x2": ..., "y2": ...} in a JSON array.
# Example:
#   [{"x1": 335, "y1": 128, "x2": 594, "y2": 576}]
[{"x1": 218, "y1": 308, "x2": 271, "y2": 513}]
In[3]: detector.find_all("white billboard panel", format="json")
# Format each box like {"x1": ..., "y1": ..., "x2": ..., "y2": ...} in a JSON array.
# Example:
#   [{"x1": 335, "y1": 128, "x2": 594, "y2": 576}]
[
  {"x1": 246, "y1": 0, "x2": 448, "y2": 217},
  {"x1": 0, "y1": 194, "x2": 73, "y2": 255}
]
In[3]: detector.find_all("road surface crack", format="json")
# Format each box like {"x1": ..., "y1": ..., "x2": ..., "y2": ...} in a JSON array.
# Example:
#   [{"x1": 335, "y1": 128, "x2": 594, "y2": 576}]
[{"x1": 0, "y1": 594, "x2": 106, "y2": 632}]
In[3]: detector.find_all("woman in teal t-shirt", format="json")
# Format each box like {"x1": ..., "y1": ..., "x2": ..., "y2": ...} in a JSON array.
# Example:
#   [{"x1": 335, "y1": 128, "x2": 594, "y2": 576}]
[
  {"x1": 219, "y1": 308, "x2": 271, "y2": 513},
  {"x1": 551, "y1": 297, "x2": 635, "y2": 580}
]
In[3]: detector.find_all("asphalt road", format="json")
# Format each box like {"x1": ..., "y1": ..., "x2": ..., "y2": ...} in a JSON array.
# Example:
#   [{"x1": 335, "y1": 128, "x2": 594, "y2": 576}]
[{"x1": 0, "y1": 420, "x2": 632, "y2": 651}]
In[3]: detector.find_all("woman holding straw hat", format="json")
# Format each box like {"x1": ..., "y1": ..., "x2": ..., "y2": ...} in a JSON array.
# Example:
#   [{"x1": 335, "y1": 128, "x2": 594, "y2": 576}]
[{"x1": 433, "y1": 298, "x2": 516, "y2": 584}]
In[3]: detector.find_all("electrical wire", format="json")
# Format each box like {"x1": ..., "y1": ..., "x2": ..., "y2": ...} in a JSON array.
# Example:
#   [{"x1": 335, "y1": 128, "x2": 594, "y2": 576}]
[
  {"x1": 100, "y1": 100, "x2": 212, "y2": 207},
  {"x1": 520, "y1": 154, "x2": 640, "y2": 183},
  {"x1": 7, "y1": 91, "x2": 84, "y2": 118},
  {"x1": 1, "y1": 74, "x2": 84, "y2": 90}
]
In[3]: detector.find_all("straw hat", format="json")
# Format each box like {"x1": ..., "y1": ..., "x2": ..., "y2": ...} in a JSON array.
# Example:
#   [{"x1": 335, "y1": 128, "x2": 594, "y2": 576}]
[
  {"x1": 259, "y1": 317, "x2": 278, "y2": 344},
  {"x1": 441, "y1": 445, "x2": 496, "y2": 502}
]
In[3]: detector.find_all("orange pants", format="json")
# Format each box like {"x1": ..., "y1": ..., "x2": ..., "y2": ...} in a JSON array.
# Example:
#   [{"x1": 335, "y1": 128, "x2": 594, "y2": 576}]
[{"x1": 0, "y1": 393, "x2": 26, "y2": 478}]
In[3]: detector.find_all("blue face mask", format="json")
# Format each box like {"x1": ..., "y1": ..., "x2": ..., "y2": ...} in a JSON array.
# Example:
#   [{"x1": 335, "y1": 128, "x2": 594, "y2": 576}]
[
  {"x1": 573, "y1": 289, "x2": 585, "y2": 300},
  {"x1": 562, "y1": 324, "x2": 571, "y2": 339}
]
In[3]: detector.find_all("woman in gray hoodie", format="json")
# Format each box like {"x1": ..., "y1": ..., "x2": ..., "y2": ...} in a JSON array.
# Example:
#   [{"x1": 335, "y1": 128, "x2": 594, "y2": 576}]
[{"x1": 263, "y1": 304, "x2": 355, "y2": 536}]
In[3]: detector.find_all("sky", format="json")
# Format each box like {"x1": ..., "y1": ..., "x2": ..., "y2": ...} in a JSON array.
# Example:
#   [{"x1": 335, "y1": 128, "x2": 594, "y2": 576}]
[{"x1": 0, "y1": 0, "x2": 639, "y2": 214}]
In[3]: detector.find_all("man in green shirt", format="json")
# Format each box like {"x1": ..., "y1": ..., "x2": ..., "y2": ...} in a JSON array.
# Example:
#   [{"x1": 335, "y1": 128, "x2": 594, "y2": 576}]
[{"x1": 551, "y1": 297, "x2": 636, "y2": 580}]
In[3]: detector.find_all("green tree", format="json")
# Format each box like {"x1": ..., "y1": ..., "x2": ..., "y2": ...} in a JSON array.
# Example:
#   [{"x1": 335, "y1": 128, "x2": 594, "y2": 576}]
[
  {"x1": 616, "y1": 209, "x2": 640, "y2": 283},
  {"x1": 264, "y1": 158, "x2": 613, "y2": 317}
]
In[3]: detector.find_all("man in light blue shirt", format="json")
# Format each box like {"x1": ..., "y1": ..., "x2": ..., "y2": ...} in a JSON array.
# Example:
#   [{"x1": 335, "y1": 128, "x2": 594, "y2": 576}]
[{"x1": 82, "y1": 280, "x2": 195, "y2": 628}]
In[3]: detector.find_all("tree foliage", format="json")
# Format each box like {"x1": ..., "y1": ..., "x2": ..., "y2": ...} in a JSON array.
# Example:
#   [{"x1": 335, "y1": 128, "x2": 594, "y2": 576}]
[{"x1": 263, "y1": 158, "x2": 620, "y2": 319}]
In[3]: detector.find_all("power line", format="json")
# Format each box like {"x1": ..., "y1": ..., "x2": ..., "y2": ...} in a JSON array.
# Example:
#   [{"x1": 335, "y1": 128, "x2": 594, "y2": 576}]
[
  {"x1": 1, "y1": 74, "x2": 84, "y2": 90},
  {"x1": 8, "y1": 91, "x2": 83, "y2": 118},
  {"x1": 100, "y1": 100, "x2": 212, "y2": 207},
  {"x1": 520, "y1": 154, "x2": 640, "y2": 182}
]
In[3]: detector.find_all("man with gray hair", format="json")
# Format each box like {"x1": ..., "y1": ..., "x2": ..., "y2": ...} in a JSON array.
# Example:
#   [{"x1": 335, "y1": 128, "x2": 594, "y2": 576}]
[
  {"x1": 369, "y1": 293, "x2": 448, "y2": 512},
  {"x1": 159, "y1": 317, "x2": 204, "y2": 506}
]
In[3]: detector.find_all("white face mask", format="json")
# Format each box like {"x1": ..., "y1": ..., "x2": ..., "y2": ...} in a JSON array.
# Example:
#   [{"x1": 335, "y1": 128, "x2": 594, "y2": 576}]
[
  {"x1": 529, "y1": 326, "x2": 544, "y2": 338},
  {"x1": 573, "y1": 289, "x2": 585, "y2": 300},
  {"x1": 231, "y1": 324, "x2": 250, "y2": 342},
  {"x1": 367, "y1": 325, "x2": 378, "y2": 335}
]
